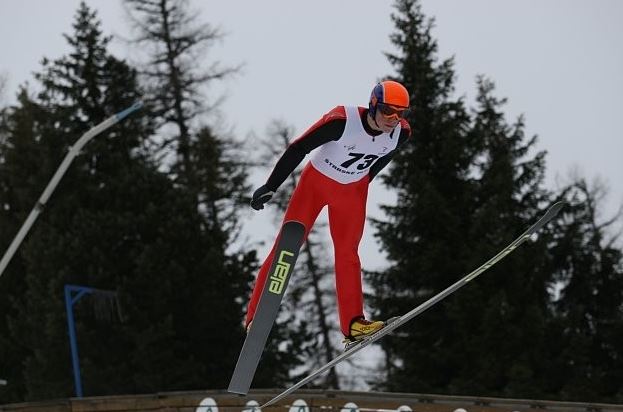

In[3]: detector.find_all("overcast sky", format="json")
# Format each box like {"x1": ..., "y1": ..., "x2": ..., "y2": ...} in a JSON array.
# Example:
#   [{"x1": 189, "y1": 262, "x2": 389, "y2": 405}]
[{"x1": 1, "y1": 0, "x2": 622, "y2": 273}]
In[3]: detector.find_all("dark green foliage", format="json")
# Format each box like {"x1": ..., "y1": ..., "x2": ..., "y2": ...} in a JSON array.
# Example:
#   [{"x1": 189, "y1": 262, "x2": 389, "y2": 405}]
[
  {"x1": 1, "y1": 0, "x2": 621, "y2": 403},
  {"x1": 368, "y1": 0, "x2": 622, "y2": 402},
  {"x1": 124, "y1": 0, "x2": 304, "y2": 389},
  {"x1": 368, "y1": 0, "x2": 478, "y2": 394},
  {"x1": 544, "y1": 182, "x2": 623, "y2": 401},
  {"x1": 0, "y1": 2, "x2": 252, "y2": 401}
]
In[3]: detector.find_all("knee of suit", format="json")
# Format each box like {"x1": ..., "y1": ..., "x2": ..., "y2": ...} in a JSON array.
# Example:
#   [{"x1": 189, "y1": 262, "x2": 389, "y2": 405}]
[
  {"x1": 334, "y1": 244, "x2": 360, "y2": 258},
  {"x1": 335, "y1": 252, "x2": 360, "y2": 267}
]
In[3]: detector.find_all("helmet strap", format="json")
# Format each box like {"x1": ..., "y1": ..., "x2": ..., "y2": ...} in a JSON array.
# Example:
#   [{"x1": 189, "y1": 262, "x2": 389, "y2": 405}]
[{"x1": 368, "y1": 108, "x2": 380, "y2": 129}]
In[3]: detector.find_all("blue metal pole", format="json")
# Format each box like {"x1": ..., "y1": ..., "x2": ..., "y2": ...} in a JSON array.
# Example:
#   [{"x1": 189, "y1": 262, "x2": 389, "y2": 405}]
[{"x1": 64, "y1": 284, "x2": 93, "y2": 398}]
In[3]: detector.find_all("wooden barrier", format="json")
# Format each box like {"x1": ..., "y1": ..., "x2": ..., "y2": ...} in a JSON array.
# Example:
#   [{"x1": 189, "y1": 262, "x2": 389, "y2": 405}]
[{"x1": 1, "y1": 390, "x2": 621, "y2": 412}]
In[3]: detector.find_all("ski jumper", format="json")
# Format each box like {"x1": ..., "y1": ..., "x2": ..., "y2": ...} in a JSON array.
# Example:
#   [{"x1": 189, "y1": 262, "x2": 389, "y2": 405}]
[{"x1": 246, "y1": 105, "x2": 411, "y2": 336}]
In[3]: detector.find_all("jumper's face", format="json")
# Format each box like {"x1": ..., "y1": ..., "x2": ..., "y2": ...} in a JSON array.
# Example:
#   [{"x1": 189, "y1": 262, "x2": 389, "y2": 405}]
[
  {"x1": 377, "y1": 103, "x2": 410, "y2": 120},
  {"x1": 374, "y1": 104, "x2": 407, "y2": 133}
]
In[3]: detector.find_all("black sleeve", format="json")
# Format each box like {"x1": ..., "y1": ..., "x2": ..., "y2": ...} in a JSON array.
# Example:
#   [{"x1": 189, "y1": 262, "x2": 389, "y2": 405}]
[
  {"x1": 265, "y1": 118, "x2": 346, "y2": 191},
  {"x1": 368, "y1": 128, "x2": 411, "y2": 182}
]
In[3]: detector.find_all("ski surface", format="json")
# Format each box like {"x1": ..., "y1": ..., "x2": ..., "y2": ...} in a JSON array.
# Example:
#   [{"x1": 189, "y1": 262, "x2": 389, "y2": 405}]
[
  {"x1": 228, "y1": 220, "x2": 306, "y2": 395},
  {"x1": 261, "y1": 202, "x2": 565, "y2": 407}
]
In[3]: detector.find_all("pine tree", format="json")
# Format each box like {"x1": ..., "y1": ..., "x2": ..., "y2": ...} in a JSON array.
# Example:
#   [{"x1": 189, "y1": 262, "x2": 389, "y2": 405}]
[
  {"x1": 439, "y1": 77, "x2": 553, "y2": 397},
  {"x1": 371, "y1": 0, "x2": 623, "y2": 402},
  {"x1": 124, "y1": 0, "x2": 239, "y2": 188},
  {"x1": 124, "y1": 0, "x2": 249, "y2": 243},
  {"x1": 546, "y1": 180, "x2": 623, "y2": 401},
  {"x1": 0, "y1": 90, "x2": 41, "y2": 402},
  {"x1": 370, "y1": 0, "x2": 556, "y2": 397},
  {"x1": 367, "y1": 0, "x2": 476, "y2": 393},
  {"x1": 0, "y1": 2, "x2": 250, "y2": 400},
  {"x1": 123, "y1": 0, "x2": 298, "y2": 387}
]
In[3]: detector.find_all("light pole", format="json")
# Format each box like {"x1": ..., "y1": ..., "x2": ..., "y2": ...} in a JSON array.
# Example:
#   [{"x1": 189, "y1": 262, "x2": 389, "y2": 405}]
[{"x1": 0, "y1": 102, "x2": 143, "y2": 279}]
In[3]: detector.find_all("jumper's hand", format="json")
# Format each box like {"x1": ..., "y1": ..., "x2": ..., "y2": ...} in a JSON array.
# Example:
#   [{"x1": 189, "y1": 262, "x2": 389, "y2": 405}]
[{"x1": 250, "y1": 185, "x2": 274, "y2": 210}]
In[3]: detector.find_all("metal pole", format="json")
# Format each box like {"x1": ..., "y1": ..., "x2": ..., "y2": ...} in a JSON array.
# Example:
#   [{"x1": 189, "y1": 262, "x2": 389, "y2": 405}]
[
  {"x1": 0, "y1": 102, "x2": 143, "y2": 279},
  {"x1": 64, "y1": 284, "x2": 93, "y2": 398}
]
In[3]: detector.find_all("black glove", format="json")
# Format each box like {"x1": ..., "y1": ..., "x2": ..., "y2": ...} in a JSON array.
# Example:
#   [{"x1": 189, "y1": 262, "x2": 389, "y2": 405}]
[{"x1": 250, "y1": 185, "x2": 274, "y2": 210}]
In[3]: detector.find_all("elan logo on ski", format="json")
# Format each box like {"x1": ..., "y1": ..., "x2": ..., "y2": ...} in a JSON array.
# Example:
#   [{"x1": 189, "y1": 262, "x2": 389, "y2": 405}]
[
  {"x1": 228, "y1": 221, "x2": 306, "y2": 395},
  {"x1": 268, "y1": 250, "x2": 294, "y2": 295}
]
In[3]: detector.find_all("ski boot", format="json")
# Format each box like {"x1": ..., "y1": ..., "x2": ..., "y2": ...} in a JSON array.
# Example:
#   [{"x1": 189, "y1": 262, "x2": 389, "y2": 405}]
[{"x1": 342, "y1": 317, "x2": 385, "y2": 348}]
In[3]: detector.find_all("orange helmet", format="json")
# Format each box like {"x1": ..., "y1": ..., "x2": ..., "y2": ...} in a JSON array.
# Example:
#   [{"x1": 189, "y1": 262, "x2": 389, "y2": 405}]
[{"x1": 369, "y1": 80, "x2": 410, "y2": 119}]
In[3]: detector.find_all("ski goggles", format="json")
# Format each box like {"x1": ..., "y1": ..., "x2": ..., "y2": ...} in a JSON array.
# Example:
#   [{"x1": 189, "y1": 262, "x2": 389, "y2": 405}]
[{"x1": 377, "y1": 103, "x2": 411, "y2": 119}]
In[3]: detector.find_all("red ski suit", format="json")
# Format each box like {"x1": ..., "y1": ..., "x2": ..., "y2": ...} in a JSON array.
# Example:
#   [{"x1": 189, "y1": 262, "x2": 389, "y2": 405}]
[{"x1": 247, "y1": 105, "x2": 411, "y2": 336}]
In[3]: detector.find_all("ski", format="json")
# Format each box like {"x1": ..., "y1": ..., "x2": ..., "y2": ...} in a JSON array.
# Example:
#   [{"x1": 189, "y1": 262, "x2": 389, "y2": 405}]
[
  {"x1": 261, "y1": 201, "x2": 565, "y2": 408},
  {"x1": 228, "y1": 220, "x2": 306, "y2": 395}
]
